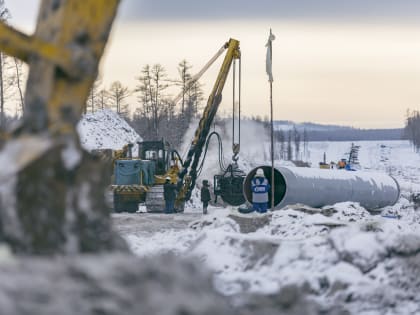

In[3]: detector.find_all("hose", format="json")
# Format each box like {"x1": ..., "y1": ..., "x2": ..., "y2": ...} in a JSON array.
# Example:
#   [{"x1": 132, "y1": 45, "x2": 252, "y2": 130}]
[{"x1": 196, "y1": 131, "x2": 227, "y2": 177}]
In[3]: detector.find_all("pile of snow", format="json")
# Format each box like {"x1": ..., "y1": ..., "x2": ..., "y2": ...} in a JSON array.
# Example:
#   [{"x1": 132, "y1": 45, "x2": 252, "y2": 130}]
[
  {"x1": 0, "y1": 254, "x2": 235, "y2": 315},
  {"x1": 120, "y1": 140, "x2": 420, "y2": 314},
  {"x1": 77, "y1": 109, "x2": 142, "y2": 154},
  {"x1": 123, "y1": 198, "x2": 420, "y2": 313}
]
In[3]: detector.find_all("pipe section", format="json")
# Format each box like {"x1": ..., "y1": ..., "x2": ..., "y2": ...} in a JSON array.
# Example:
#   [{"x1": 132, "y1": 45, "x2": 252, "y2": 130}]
[{"x1": 243, "y1": 166, "x2": 400, "y2": 210}]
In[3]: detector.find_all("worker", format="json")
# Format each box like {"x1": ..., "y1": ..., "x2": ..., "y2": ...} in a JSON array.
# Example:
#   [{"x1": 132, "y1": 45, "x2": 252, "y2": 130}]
[
  {"x1": 251, "y1": 168, "x2": 270, "y2": 213},
  {"x1": 338, "y1": 159, "x2": 346, "y2": 169},
  {"x1": 163, "y1": 176, "x2": 177, "y2": 214},
  {"x1": 201, "y1": 180, "x2": 211, "y2": 214}
]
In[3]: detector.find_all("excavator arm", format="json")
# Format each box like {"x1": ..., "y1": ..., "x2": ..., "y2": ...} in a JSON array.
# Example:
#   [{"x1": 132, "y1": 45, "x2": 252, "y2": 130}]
[{"x1": 175, "y1": 38, "x2": 241, "y2": 207}]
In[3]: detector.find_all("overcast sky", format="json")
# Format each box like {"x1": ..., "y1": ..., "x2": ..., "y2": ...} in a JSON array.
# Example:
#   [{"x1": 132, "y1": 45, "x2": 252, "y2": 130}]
[
  {"x1": 5, "y1": 0, "x2": 420, "y2": 128},
  {"x1": 119, "y1": 0, "x2": 420, "y2": 21}
]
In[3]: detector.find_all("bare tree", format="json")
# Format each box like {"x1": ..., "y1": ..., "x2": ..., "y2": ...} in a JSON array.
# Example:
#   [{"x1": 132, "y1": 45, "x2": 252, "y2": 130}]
[
  {"x1": 12, "y1": 58, "x2": 25, "y2": 114},
  {"x1": 151, "y1": 64, "x2": 168, "y2": 137},
  {"x1": 276, "y1": 129, "x2": 285, "y2": 160},
  {"x1": 294, "y1": 127, "x2": 301, "y2": 161},
  {"x1": 188, "y1": 80, "x2": 204, "y2": 118},
  {"x1": 303, "y1": 128, "x2": 309, "y2": 160},
  {"x1": 98, "y1": 88, "x2": 110, "y2": 110},
  {"x1": 134, "y1": 65, "x2": 153, "y2": 139},
  {"x1": 135, "y1": 64, "x2": 169, "y2": 139},
  {"x1": 177, "y1": 59, "x2": 192, "y2": 115},
  {"x1": 109, "y1": 81, "x2": 131, "y2": 118},
  {"x1": 0, "y1": 1, "x2": 10, "y2": 126},
  {"x1": 86, "y1": 77, "x2": 102, "y2": 114},
  {"x1": 132, "y1": 61, "x2": 204, "y2": 146},
  {"x1": 0, "y1": 5, "x2": 27, "y2": 118},
  {"x1": 404, "y1": 109, "x2": 420, "y2": 152},
  {"x1": 287, "y1": 130, "x2": 293, "y2": 161}
]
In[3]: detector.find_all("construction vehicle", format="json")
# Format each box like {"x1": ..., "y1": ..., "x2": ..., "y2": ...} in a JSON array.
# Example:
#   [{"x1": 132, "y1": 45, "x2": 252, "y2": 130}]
[
  {"x1": 336, "y1": 143, "x2": 361, "y2": 170},
  {"x1": 319, "y1": 143, "x2": 362, "y2": 170},
  {"x1": 112, "y1": 38, "x2": 246, "y2": 212},
  {"x1": 112, "y1": 140, "x2": 182, "y2": 212},
  {"x1": 319, "y1": 152, "x2": 331, "y2": 169}
]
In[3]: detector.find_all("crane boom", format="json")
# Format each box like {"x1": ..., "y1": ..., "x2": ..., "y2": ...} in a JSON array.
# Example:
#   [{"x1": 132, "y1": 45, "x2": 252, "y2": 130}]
[
  {"x1": 172, "y1": 44, "x2": 227, "y2": 106},
  {"x1": 176, "y1": 38, "x2": 241, "y2": 206}
]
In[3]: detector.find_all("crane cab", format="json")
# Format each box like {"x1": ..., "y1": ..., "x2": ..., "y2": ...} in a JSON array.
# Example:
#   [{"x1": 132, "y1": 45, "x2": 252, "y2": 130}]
[{"x1": 137, "y1": 140, "x2": 171, "y2": 175}]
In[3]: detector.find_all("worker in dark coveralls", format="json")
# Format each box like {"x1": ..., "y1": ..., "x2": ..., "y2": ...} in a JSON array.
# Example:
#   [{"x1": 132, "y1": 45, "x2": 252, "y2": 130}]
[
  {"x1": 201, "y1": 180, "x2": 211, "y2": 214},
  {"x1": 251, "y1": 168, "x2": 270, "y2": 213},
  {"x1": 163, "y1": 176, "x2": 177, "y2": 214}
]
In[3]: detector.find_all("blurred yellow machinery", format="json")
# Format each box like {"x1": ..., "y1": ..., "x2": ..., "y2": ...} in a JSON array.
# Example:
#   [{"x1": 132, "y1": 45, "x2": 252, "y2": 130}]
[
  {"x1": 0, "y1": 1, "x2": 123, "y2": 253},
  {"x1": 0, "y1": 0, "x2": 120, "y2": 136}
]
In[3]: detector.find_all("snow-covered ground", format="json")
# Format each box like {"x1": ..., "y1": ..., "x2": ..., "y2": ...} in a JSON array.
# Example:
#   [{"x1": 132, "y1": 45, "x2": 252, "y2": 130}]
[{"x1": 116, "y1": 139, "x2": 420, "y2": 314}]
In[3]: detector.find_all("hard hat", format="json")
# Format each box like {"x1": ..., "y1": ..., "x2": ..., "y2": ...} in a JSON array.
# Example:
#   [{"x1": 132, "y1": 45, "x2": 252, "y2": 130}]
[
  {"x1": 255, "y1": 168, "x2": 265, "y2": 177},
  {"x1": 165, "y1": 176, "x2": 171, "y2": 181}
]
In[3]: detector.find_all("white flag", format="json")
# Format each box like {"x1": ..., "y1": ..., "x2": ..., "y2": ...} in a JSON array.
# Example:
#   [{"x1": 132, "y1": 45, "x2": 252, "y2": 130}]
[{"x1": 265, "y1": 29, "x2": 275, "y2": 82}]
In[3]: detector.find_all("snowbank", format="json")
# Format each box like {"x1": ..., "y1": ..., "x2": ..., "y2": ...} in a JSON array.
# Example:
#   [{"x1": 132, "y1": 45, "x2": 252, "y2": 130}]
[
  {"x1": 77, "y1": 109, "x2": 142, "y2": 154},
  {"x1": 122, "y1": 198, "x2": 420, "y2": 314},
  {"x1": 119, "y1": 140, "x2": 420, "y2": 314},
  {"x1": 0, "y1": 254, "x2": 235, "y2": 315}
]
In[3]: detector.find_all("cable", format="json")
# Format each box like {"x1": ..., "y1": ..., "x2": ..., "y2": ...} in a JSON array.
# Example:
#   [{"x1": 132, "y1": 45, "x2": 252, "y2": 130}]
[
  {"x1": 171, "y1": 149, "x2": 184, "y2": 166},
  {"x1": 196, "y1": 131, "x2": 228, "y2": 178},
  {"x1": 231, "y1": 55, "x2": 241, "y2": 162},
  {"x1": 232, "y1": 59, "x2": 236, "y2": 151}
]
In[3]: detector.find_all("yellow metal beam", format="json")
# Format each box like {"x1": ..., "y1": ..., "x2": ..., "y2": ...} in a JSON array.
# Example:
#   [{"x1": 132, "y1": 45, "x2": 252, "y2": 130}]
[
  {"x1": 0, "y1": 23, "x2": 74, "y2": 75},
  {"x1": 0, "y1": 0, "x2": 120, "y2": 134},
  {"x1": 175, "y1": 38, "x2": 241, "y2": 206},
  {"x1": 0, "y1": 0, "x2": 123, "y2": 254},
  {"x1": 192, "y1": 39, "x2": 240, "y2": 145}
]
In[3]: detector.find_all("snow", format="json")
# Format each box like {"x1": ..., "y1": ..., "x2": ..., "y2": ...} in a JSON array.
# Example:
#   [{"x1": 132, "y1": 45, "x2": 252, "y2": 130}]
[
  {"x1": 61, "y1": 138, "x2": 82, "y2": 170},
  {"x1": 0, "y1": 135, "x2": 53, "y2": 244},
  {"x1": 77, "y1": 109, "x2": 142, "y2": 154},
  {"x1": 0, "y1": 135, "x2": 52, "y2": 180},
  {"x1": 0, "y1": 245, "x2": 13, "y2": 263},
  {"x1": 75, "y1": 109, "x2": 420, "y2": 313},
  {"x1": 118, "y1": 139, "x2": 420, "y2": 314}
]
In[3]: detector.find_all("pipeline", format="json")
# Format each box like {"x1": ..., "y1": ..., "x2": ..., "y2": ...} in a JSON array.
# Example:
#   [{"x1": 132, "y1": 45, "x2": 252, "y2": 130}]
[{"x1": 243, "y1": 166, "x2": 400, "y2": 210}]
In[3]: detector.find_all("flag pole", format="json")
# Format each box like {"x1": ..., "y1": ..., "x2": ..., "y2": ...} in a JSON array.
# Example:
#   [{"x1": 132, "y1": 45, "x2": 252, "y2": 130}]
[
  {"x1": 266, "y1": 29, "x2": 276, "y2": 211},
  {"x1": 270, "y1": 74, "x2": 275, "y2": 211}
]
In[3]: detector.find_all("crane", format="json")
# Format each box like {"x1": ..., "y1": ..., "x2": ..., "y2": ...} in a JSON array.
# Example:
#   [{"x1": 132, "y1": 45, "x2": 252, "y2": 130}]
[
  {"x1": 112, "y1": 38, "x2": 245, "y2": 212},
  {"x1": 174, "y1": 38, "x2": 243, "y2": 208}
]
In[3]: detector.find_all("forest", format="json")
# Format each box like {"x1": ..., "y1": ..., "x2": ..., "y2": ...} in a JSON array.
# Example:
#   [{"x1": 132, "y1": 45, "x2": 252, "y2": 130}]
[{"x1": 404, "y1": 109, "x2": 420, "y2": 152}]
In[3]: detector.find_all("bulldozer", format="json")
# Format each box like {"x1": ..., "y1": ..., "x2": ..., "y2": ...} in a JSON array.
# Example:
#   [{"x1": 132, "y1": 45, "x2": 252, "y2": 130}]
[
  {"x1": 111, "y1": 140, "x2": 182, "y2": 212},
  {"x1": 111, "y1": 38, "x2": 246, "y2": 213}
]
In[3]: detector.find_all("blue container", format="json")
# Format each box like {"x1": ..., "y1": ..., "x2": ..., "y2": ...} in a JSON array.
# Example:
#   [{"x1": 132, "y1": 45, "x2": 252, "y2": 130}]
[
  {"x1": 114, "y1": 160, "x2": 141, "y2": 185},
  {"x1": 114, "y1": 160, "x2": 156, "y2": 186},
  {"x1": 140, "y1": 160, "x2": 155, "y2": 186}
]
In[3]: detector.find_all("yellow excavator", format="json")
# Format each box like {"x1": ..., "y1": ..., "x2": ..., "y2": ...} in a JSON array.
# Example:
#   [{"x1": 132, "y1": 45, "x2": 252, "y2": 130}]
[{"x1": 112, "y1": 38, "x2": 246, "y2": 212}]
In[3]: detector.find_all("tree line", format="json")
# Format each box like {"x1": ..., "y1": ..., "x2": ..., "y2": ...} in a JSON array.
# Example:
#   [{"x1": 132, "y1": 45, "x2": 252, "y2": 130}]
[
  {"x1": 272, "y1": 127, "x2": 309, "y2": 162},
  {"x1": 404, "y1": 109, "x2": 420, "y2": 152},
  {"x1": 0, "y1": 0, "x2": 205, "y2": 148},
  {"x1": 85, "y1": 60, "x2": 205, "y2": 149},
  {"x1": 249, "y1": 115, "x2": 309, "y2": 162}
]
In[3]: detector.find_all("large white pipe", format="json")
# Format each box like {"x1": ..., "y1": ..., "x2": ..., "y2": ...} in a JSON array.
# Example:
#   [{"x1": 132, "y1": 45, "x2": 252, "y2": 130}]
[{"x1": 243, "y1": 166, "x2": 400, "y2": 210}]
